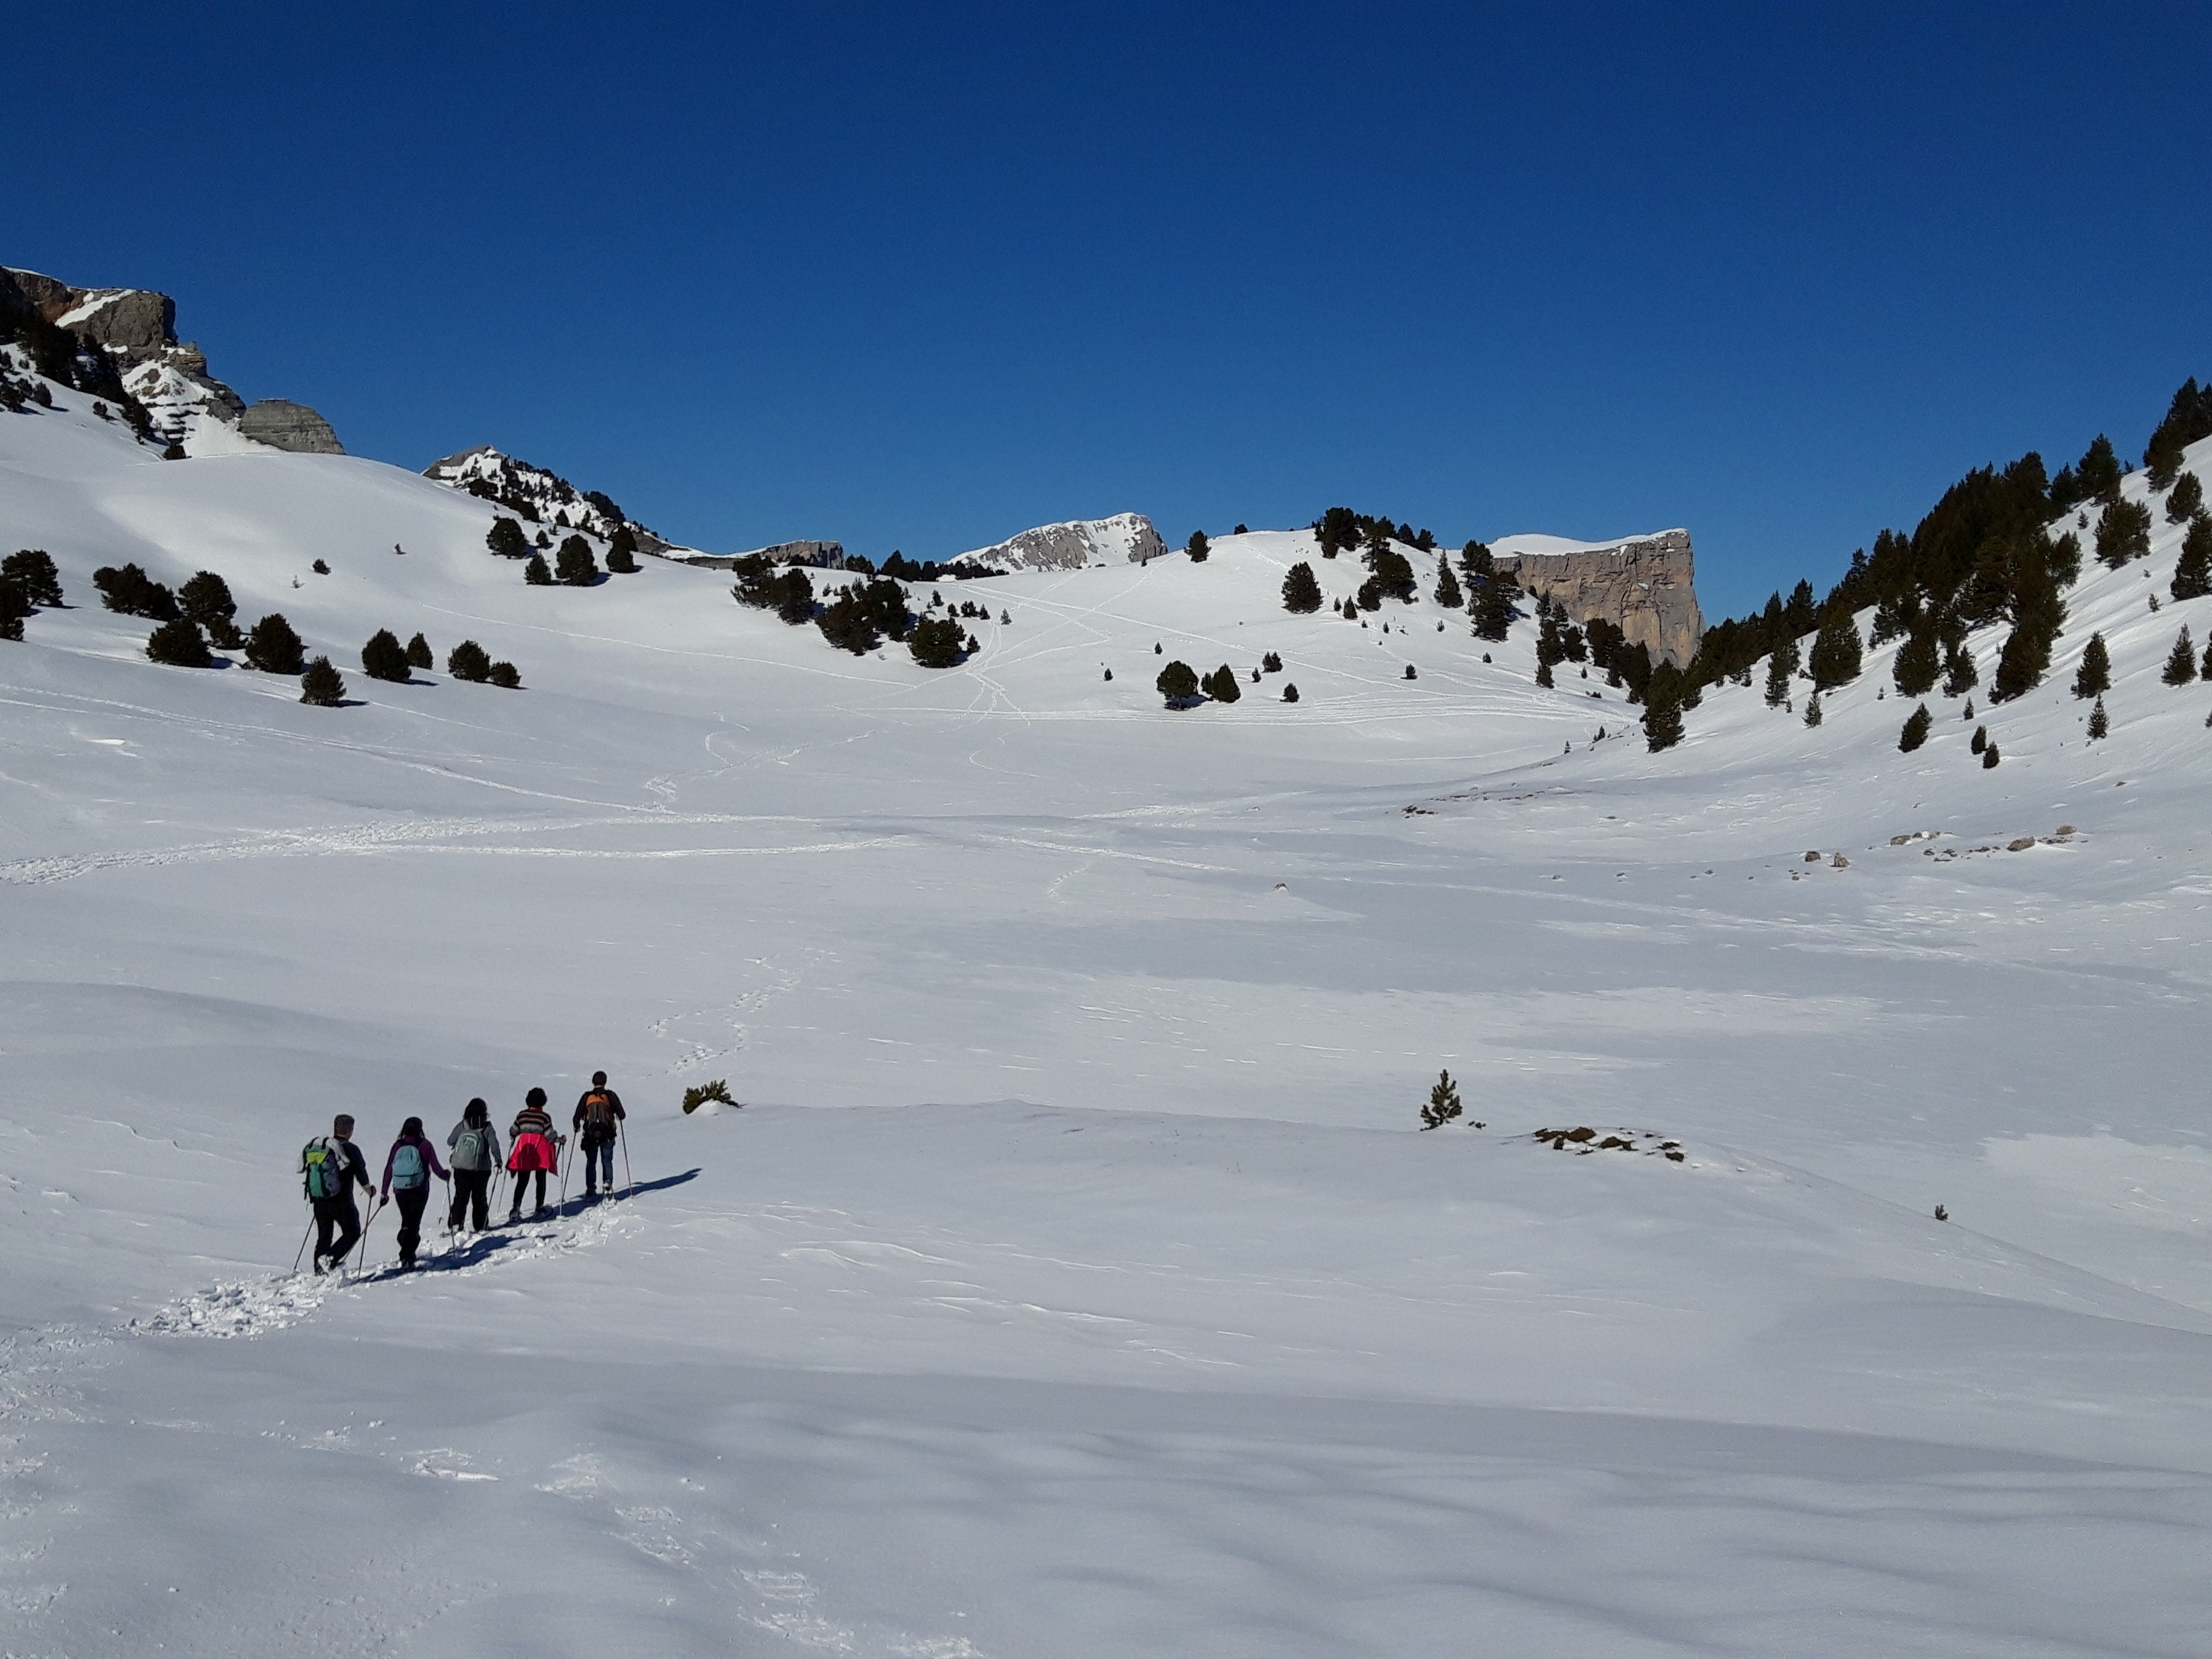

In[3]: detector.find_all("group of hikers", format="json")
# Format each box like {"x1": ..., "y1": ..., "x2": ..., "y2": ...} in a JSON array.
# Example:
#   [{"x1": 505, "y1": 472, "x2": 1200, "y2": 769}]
[{"x1": 297, "y1": 1073, "x2": 629, "y2": 1274}]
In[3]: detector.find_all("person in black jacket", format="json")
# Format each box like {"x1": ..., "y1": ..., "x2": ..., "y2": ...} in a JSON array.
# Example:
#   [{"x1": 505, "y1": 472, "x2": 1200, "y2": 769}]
[
  {"x1": 301, "y1": 1113, "x2": 374, "y2": 1273},
  {"x1": 446, "y1": 1098, "x2": 503, "y2": 1233},
  {"x1": 572, "y1": 1071, "x2": 626, "y2": 1198}
]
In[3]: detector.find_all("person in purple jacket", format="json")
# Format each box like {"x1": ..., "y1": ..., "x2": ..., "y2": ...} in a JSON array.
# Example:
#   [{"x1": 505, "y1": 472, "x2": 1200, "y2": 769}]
[{"x1": 380, "y1": 1116, "x2": 450, "y2": 1270}]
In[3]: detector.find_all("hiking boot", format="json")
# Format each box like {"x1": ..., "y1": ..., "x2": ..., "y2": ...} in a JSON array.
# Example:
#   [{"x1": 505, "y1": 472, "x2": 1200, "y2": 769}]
[{"x1": 505, "y1": 1210, "x2": 520, "y2": 1226}]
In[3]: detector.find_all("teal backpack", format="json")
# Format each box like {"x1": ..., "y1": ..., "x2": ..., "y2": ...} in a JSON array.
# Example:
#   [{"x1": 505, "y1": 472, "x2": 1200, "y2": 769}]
[
  {"x1": 301, "y1": 1138, "x2": 344, "y2": 1200},
  {"x1": 389, "y1": 1142, "x2": 427, "y2": 1190}
]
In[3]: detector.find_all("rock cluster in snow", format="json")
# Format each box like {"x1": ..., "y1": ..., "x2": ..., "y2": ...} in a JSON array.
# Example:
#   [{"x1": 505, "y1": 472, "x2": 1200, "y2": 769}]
[
  {"x1": 236, "y1": 398, "x2": 344, "y2": 455},
  {"x1": 952, "y1": 512, "x2": 1168, "y2": 572},
  {"x1": 1491, "y1": 529, "x2": 1705, "y2": 666}
]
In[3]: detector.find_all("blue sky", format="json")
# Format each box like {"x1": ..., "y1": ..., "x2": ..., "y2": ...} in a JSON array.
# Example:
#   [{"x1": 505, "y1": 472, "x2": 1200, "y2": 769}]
[{"x1": 14, "y1": 3, "x2": 2211, "y2": 616}]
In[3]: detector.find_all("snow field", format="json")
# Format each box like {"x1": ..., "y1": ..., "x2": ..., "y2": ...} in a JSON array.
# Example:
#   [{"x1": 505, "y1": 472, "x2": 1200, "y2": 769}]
[{"x1": 2, "y1": 384, "x2": 2212, "y2": 1654}]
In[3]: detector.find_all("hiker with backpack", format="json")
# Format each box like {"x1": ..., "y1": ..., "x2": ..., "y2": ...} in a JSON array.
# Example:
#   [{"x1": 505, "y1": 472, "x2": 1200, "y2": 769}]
[
  {"x1": 300, "y1": 1114, "x2": 374, "y2": 1274},
  {"x1": 380, "y1": 1117, "x2": 450, "y2": 1270},
  {"x1": 572, "y1": 1072, "x2": 627, "y2": 1198},
  {"x1": 446, "y1": 1098, "x2": 502, "y2": 1233},
  {"x1": 507, "y1": 1087, "x2": 560, "y2": 1222}
]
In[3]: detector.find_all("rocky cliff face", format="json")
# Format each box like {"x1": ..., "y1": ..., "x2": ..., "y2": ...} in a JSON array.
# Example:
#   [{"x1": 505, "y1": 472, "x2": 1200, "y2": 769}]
[
  {"x1": 237, "y1": 399, "x2": 343, "y2": 455},
  {"x1": 1491, "y1": 529, "x2": 1704, "y2": 667},
  {"x1": 1, "y1": 267, "x2": 338, "y2": 453},
  {"x1": 951, "y1": 513, "x2": 1167, "y2": 573}
]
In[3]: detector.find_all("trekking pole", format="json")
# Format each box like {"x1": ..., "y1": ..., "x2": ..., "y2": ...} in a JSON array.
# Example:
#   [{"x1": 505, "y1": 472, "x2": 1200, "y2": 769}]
[
  {"x1": 556, "y1": 1134, "x2": 571, "y2": 1216},
  {"x1": 619, "y1": 1118, "x2": 633, "y2": 1200},
  {"x1": 354, "y1": 1196, "x2": 383, "y2": 1274},
  {"x1": 292, "y1": 1213, "x2": 316, "y2": 1274}
]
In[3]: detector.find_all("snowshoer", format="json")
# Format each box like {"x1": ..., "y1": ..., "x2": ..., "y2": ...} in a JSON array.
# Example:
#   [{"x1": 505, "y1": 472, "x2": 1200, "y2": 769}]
[
  {"x1": 572, "y1": 1072, "x2": 626, "y2": 1198},
  {"x1": 446, "y1": 1098, "x2": 502, "y2": 1232},
  {"x1": 380, "y1": 1116, "x2": 450, "y2": 1269},
  {"x1": 300, "y1": 1114, "x2": 373, "y2": 1274},
  {"x1": 507, "y1": 1088, "x2": 559, "y2": 1221}
]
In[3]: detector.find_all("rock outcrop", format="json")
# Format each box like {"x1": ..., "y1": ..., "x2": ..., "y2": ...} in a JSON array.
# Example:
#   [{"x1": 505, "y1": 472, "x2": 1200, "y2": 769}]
[
  {"x1": 237, "y1": 399, "x2": 344, "y2": 455},
  {"x1": 423, "y1": 445, "x2": 690, "y2": 555},
  {"x1": 1490, "y1": 529, "x2": 1704, "y2": 667},
  {"x1": 950, "y1": 513, "x2": 1167, "y2": 573},
  {"x1": 676, "y1": 541, "x2": 848, "y2": 572},
  {"x1": 0, "y1": 267, "x2": 338, "y2": 453}
]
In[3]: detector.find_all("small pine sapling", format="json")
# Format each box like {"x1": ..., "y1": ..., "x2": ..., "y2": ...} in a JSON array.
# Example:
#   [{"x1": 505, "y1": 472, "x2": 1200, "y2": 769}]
[
  {"x1": 405, "y1": 632, "x2": 433, "y2": 670},
  {"x1": 447, "y1": 639, "x2": 492, "y2": 682},
  {"x1": 1282, "y1": 683, "x2": 1298, "y2": 702},
  {"x1": 1970, "y1": 724, "x2": 1987, "y2": 754},
  {"x1": 1186, "y1": 530, "x2": 1209, "y2": 563},
  {"x1": 1420, "y1": 1069, "x2": 1463, "y2": 1130},
  {"x1": 2088, "y1": 695, "x2": 2109, "y2": 740},
  {"x1": 1982, "y1": 742, "x2": 2001, "y2": 768},
  {"x1": 312, "y1": 558, "x2": 329, "y2": 575},
  {"x1": 2072, "y1": 632, "x2": 2111, "y2": 698},
  {"x1": 523, "y1": 553, "x2": 553, "y2": 586},
  {"x1": 300, "y1": 654, "x2": 346, "y2": 706},
  {"x1": 2162, "y1": 626, "x2": 2198, "y2": 685},
  {"x1": 1899, "y1": 702, "x2": 1932, "y2": 752},
  {"x1": 488, "y1": 661, "x2": 522, "y2": 689},
  {"x1": 1404, "y1": 663, "x2": 1418, "y2": 680},
  {"x1": 1803, "y1": 690, "x2": 1823, "y2": 727}
]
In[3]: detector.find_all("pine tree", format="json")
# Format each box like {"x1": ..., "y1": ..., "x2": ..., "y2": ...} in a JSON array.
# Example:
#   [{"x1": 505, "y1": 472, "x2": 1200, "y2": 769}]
[
  {"x1": 2172, "y1": 515, "x2": 2212, "y2": 601},
  {"x1": 93, "y1": 563, "x2": 179, "y2": 620},
  {"x1": 2087, "y1": 695, "x2": 2109, "y2": 740},
  {"x1": 179, "y1": 570, "x2": 236, "y2": 629},
  {"x1": 2162, "y1": 625, "x2": 2197, "y2": 685},
  {"x1": 1982, "y1": 742, "x2": 2001, "y2": 768},
  {"x1": 908, "y1": 614, "x2": 965, "y2": 668},
  {"x1": 1433, "y1": 558, "x2": 1463, "y2": 609},
  {"x1": 524, "y1": 553, "x2": 553, "y2": 585},
  {"x1": 488, "y1": 661, "x2": 522, "y2": 689},
  {"x1": 2072, "y1": 632, "x2": 2111, "y2": 698},
  {"x1": 1941, "y1": 637, "x2": 1978, "y2": 697},
  {"x1": 243, "y1": 613, "x2": 304, "y2": 674},
  {"x1": 2166, "y1": 472, "x2": 2204, "y2": 524},
  {"x1": 1186, "y1": 530, "x2": 1210, "y2": 563},
  {"x1": 1205, "y1": 663, "x2": 1241, "y2": 703},
  {"x1": 1807, "y1": 611, "x2": 1863, "y2": 689},
  {"x1": 1420, "y1": 1069, "x2": 1463, "y2": 1130},
  {"x1": 1280, "y1": 561, "x2": 1323, "y2": 613},
  {"x1": 1893, "y1": 621, "x2": 1939, "y2": 697},
  {"x1": 1470, "y1": 576, "x2": 1516, "y2": 641},
  {"x1": 605, "y1": 524, "x2": 639, "y2": 573},
  {"x1": 1643, "y1": 689, "x2": 1685, "y2": 752},
  {"x1": 1899, "y1": 702, "x2": 1932, "y2": 752},
  {"x1": 486, "y1": 517, "x2": 528, "y2": 559},
  {"x1": 145, "y1": 618, "x2": 211, "y2": 667},
  {"x1": 2, "y1": 549, "x2": 63, "y2": 607},
  {"x1": 1535, "y1": 660, "x2": 1554, "y2": 689},
  {"x1": 2096, "y1": 498, "x2": 2152, "y2": 567},
  {"x1": 0, "y1": 578, "x2": 26, "y2": 642},
  {"x1": 1764, "y1": 636, "x2": 1800, "y2": 708},
  {"x1": 554, "y1": 534, "x2": 598, "y2": 586},
  {"x1": 300, "y1": 655, "x2": 346, "y2": 706},
  {"x1": 447, "y1": 639, "x2": 492, "y2": 682},
  {"x1": 1403, "y1": 663, "x2": 1418, "y2": 680},
  {"x1": 1970, "y1": 724, "x2": 1987, "y2": 754},
  {"x1": 1282, "y1": 682, "x2": 1299, "y2": 702},
  {"x1": 1156, "y1": 660, "x2": 1200, "y2": 704},
  {"x1": 361, "y1": 628, "x2": 410, "y2": 682},
  {"x1": 1803, "y1": 690, "x2": 1823, "y2": 727},
  {"x1": 405, "y1": 632, "x2": 433, "y2": 670}
]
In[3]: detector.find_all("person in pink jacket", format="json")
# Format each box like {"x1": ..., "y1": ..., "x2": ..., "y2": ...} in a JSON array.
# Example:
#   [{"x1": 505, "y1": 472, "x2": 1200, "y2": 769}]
[
  {"x1": 506, "y1": 1087, "x2": 560, "y2": 1222},
  {"x1": 379, "y1": 1116, "x2": 450, "y2": 1270}
]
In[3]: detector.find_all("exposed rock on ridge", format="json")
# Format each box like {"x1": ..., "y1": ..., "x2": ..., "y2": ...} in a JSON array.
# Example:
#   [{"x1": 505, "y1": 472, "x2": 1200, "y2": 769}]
[
  {"x1": 1491, "y1": 529, "x2": 1704, "y2": 667},
  {"x1": 423, "y1": 445, "x2": 685, "y2": 554},
  {"x1": 238, "y1": 399, "x2": 344, "y2": 455},
  {"x1": 0, "y1": 266, "x2": 337, "y2": 452},
  {"x1": 952, "y1": 513, "x2": 1167, "y2": 573}
]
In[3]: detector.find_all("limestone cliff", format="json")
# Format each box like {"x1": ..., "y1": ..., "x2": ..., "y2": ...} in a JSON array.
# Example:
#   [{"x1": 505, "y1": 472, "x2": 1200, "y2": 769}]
[
  {"x1": 1490, "y1": 529, "x2": 1704, "y2": 667},
  {"x1": 950, "y1": 513, "x2": 1167, "y2": 573}
]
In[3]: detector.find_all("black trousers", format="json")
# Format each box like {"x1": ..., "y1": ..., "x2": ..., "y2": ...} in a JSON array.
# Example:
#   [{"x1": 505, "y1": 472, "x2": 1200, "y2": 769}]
[
  {"x1": 393, "y1": 1186, "x2": 432, "y2": 1263},
  {"x1": 313, "y1": 1191, "x2": 361, "y2": 1265},
  {"x1": 449, "y1": 1168, "x2": 491, "y2": 1231},
  {"x1": 508, "y1": 1168, "x2": 547, "y2": 1214}
]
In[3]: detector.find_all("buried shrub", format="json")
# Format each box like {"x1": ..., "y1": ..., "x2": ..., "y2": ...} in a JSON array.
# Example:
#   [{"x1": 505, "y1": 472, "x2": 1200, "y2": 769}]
[
  {"x1": 242, "y1": 613, "x2": 305, "y2": 674},
  {"x1": 681, "y1": 1078, "x2": 738, "y2": 1114}
]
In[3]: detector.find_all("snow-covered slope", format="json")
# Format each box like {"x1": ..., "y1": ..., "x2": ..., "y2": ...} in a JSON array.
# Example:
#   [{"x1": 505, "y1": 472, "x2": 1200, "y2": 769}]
[
  {"x1": 5, "y1": 373, "x2": 2212, "y2": 1658},
  {"x1": 422, "y1": 444, "x2": 693, "y2": 555}
]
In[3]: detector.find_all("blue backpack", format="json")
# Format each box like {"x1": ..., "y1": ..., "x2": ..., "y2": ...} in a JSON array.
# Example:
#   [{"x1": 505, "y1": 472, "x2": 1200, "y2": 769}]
[{"x1": 389, "y1": 1142, "x2": 427, "y2": 1190}]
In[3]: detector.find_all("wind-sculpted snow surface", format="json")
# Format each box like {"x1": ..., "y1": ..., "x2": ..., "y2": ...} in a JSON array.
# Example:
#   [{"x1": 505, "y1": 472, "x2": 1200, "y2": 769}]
[{"x1": 4, "y1": 377, "x2": 2212, "y2": 1654}]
